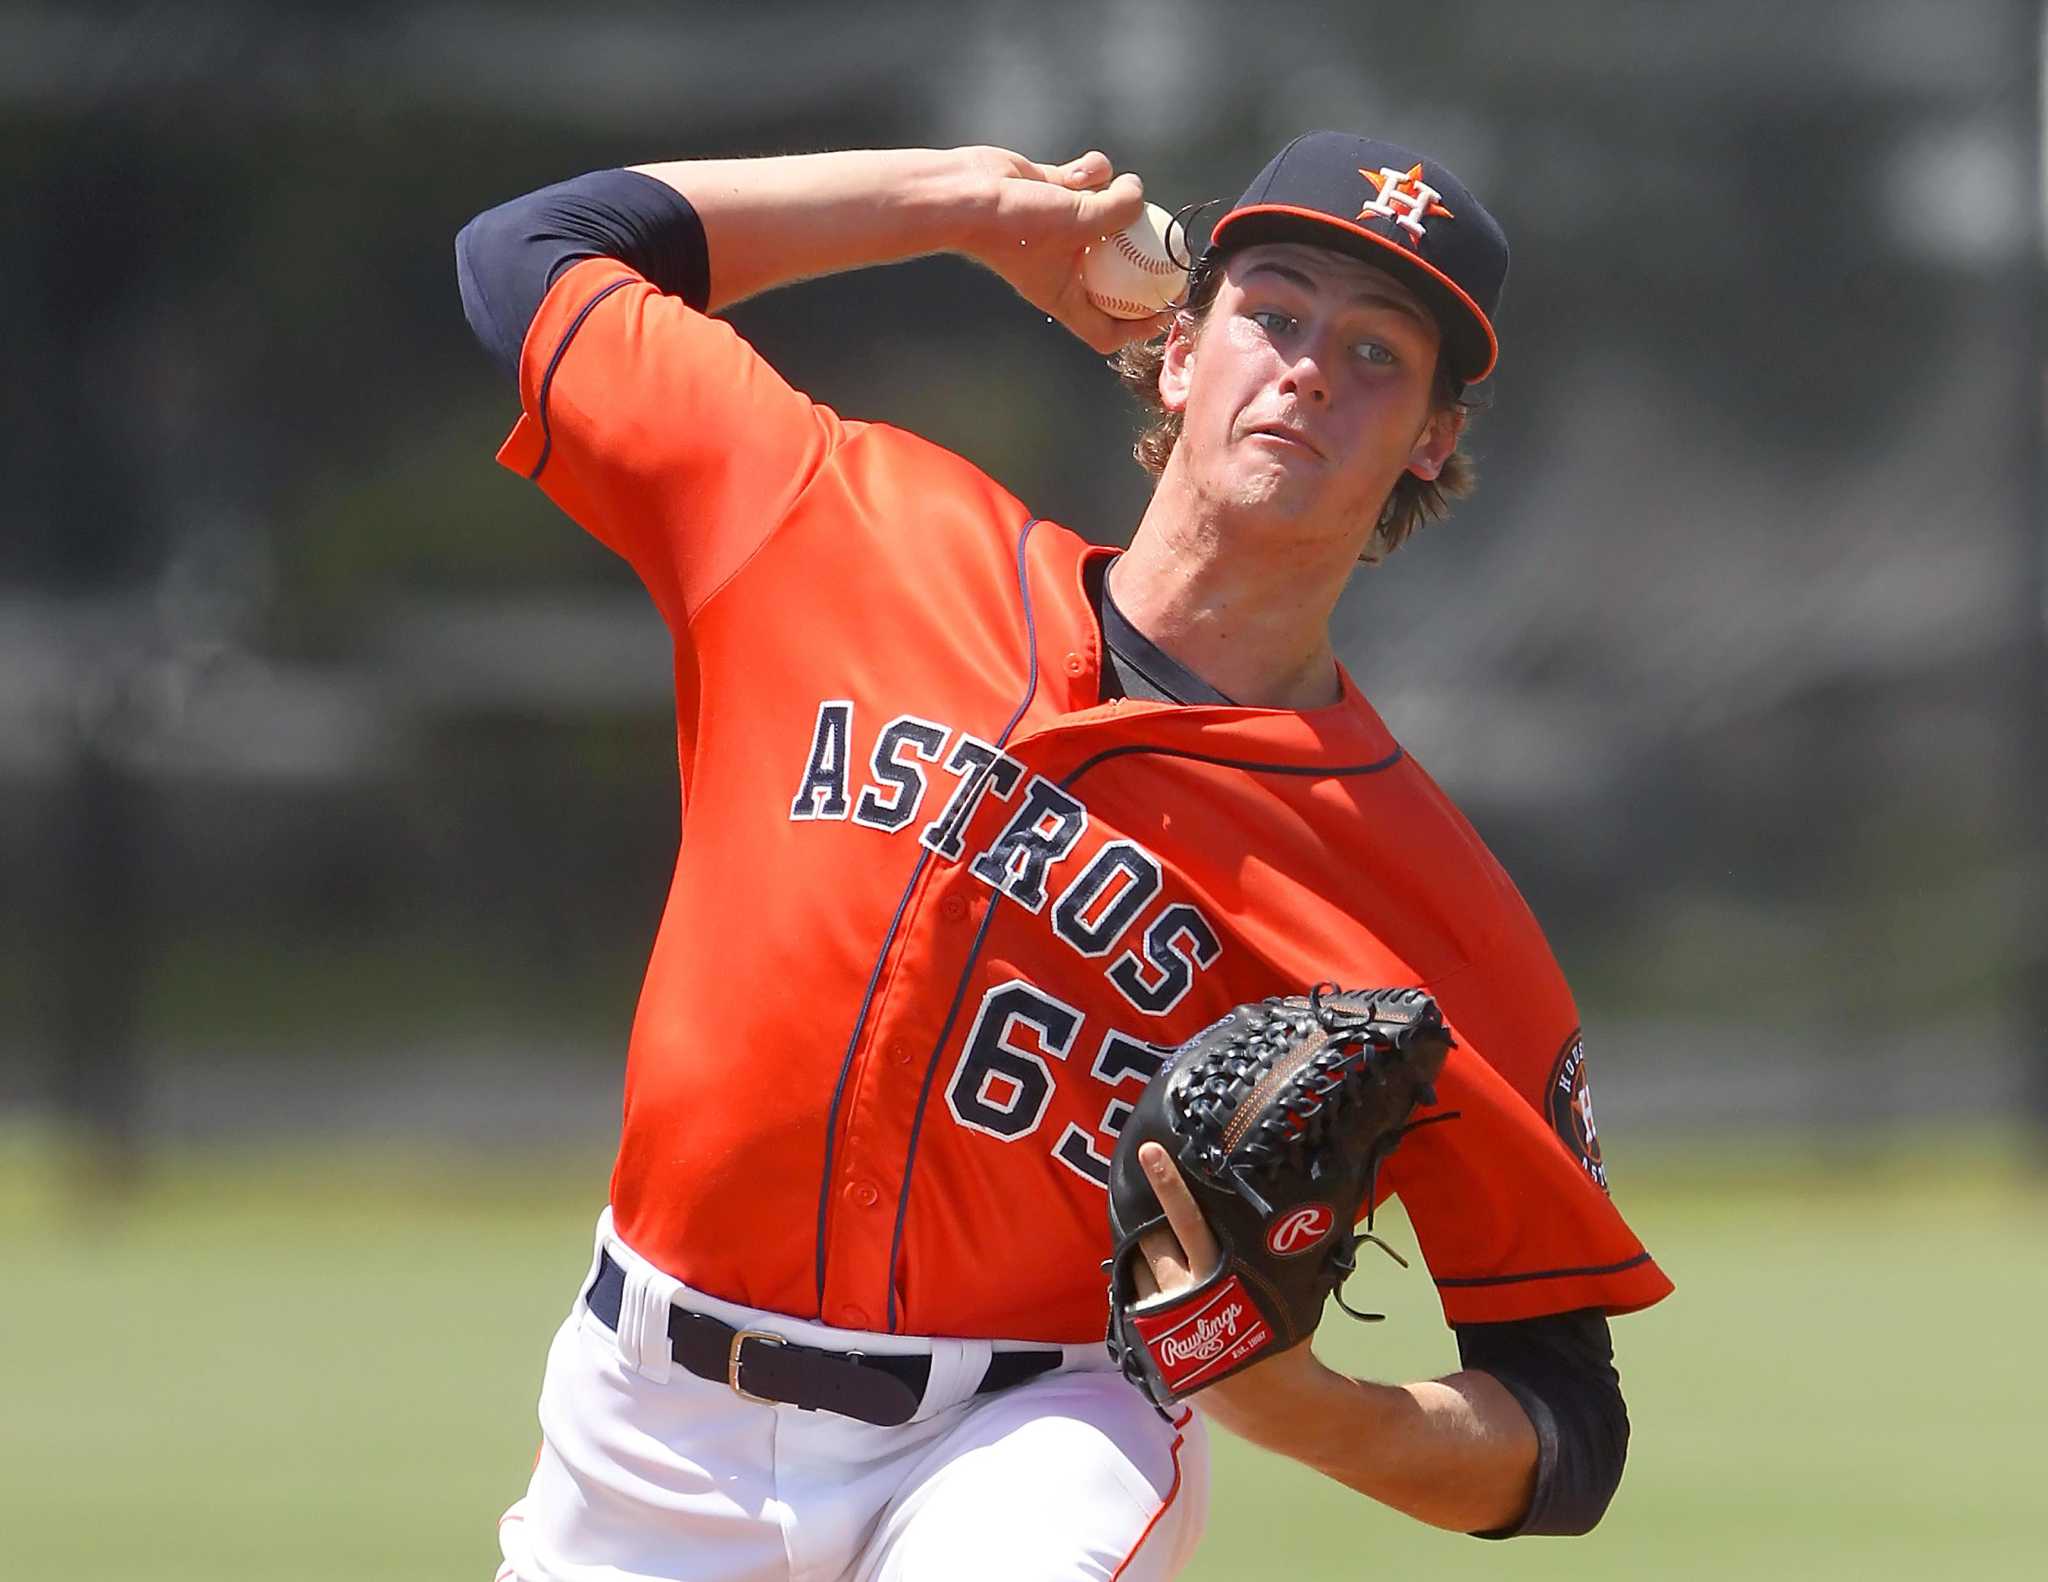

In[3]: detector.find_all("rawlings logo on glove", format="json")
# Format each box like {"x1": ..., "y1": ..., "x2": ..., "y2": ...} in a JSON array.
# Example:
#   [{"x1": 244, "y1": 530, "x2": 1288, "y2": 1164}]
[
  {"x1": 1103, "y1": 984, "x2": 1454, "y2": 1409},
  {"x1": 1130, "y1": 1276, "x2": 1272, "y2": 1394},
  {"x1": 1266, "y1": 1203, "x2": 1335, "y2": 1256}
]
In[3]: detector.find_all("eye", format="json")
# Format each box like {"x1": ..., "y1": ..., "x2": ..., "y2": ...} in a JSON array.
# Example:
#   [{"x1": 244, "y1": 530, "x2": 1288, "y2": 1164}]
[
  {"x1": 1250, "y1": 308, "x2": 1295, "y2": 336},
  {"x1": 1354, "y1": 340, "x2": 1397, "y2": 367}
]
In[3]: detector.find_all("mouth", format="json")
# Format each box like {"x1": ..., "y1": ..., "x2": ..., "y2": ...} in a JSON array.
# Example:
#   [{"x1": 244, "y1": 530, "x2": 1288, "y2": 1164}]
[{"x1": 1244, "y1": 424, "x2": 1324, "y2": 459}]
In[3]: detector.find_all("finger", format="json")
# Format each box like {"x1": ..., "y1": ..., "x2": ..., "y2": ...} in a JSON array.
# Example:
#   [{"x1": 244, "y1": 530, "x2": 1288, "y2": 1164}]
[
  {"x1": 1024, "y1": 149, "x2": 1109, "y2": 188},
  {"x1": 1075, "y1": 170, "x2": 1146, "y2": 243},
  {"x1": 1056, "y1": 149, "x2": 1112, "y2": 189},
  {"x1": 1140, "y1": 1142, "x2": 1221, "y2": 1278},
  {"x1": 1137, "y1": 1223, "x2": 1190, "y2": 1294}
]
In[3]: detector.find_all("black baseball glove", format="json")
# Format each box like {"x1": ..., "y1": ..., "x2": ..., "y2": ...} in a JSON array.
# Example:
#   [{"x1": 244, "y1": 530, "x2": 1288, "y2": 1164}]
[{"x1": 1104, "y1": 984, "x2": 1453, "y2": 1409}]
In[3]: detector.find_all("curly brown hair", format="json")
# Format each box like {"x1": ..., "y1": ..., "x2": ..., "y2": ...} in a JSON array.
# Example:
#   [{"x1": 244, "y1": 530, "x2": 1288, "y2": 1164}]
[{"x1": 1111, "y1": 257, "x2": 1480, "y2": 562}]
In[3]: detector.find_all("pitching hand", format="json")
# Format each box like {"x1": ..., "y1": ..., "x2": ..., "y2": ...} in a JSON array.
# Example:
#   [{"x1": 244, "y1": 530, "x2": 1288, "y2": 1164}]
[{"x1": 957, "y1": 147, "x2": 1177, "y2": 355}]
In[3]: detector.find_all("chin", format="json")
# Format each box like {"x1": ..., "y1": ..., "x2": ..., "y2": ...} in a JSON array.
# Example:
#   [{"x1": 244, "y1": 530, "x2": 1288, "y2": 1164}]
[{"x1": 1220, "y1": 469, "x2": 1317, "y2": 519}]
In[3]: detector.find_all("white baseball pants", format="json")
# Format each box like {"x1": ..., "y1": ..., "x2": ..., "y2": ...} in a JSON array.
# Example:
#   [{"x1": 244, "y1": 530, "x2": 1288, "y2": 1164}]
[{"x1": 495, "y1": 1212, "x2": 1209, "y2": 1582}]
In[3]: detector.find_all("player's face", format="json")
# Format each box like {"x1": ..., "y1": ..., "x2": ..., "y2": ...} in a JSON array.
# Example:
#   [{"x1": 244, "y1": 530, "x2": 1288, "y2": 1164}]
[{"x1": 1158, "y1": 242, "x2": 1461, "y2": 545}]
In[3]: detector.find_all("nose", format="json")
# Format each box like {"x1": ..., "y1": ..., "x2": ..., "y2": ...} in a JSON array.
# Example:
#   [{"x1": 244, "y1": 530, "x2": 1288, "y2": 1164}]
[{"x1": 1278, "y1": 337, "x2": 1332, "y2": 406}]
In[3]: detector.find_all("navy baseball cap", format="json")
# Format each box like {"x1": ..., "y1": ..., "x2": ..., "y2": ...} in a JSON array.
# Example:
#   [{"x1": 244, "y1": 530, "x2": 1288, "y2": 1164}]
[{"x1": 1204, "y1": 132, "x2": 1508, "y2": 384}]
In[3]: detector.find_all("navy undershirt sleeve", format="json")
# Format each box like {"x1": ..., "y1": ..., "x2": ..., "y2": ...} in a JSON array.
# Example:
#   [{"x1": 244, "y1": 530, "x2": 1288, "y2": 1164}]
[
  {"x1": 455, "y1": 168, "x2": 710, "y2": 382},
  {"x1": 1456, "y1": 1308, "x2": 1629, "y2": 1538}
]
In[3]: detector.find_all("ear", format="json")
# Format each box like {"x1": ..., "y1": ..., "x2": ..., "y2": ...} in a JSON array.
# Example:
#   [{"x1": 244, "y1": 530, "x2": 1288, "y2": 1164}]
[
  {"x1": 1157, "y1": 312, "x2": 1198, "y2": 414},
  {"x1": 1405, "y1": 403, "x2": 1465, "y2": 481}
]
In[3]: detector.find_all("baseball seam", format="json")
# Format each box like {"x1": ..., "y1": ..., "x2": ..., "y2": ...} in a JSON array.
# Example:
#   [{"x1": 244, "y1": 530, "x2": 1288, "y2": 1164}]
[
  {"x1": 1088, "y1": 289, "x2": 1158, "y2": 319},
  {"x1": 1114, "y1": 228, "x2": 1183, "y2": 278}
]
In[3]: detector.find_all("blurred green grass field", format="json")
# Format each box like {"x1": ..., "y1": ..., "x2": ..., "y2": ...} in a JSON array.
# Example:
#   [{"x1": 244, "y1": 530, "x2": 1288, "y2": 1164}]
[{"x1": 2, "y1": 1129, "x2": 2043, "y2": 1580}]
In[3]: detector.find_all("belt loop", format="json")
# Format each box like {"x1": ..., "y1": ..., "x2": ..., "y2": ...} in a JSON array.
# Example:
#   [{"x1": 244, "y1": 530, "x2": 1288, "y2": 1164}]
[
  {"x1": 918, "y1": 1338, "x2": 991, "y2": 1419},
  {"x1": 582, "y1": 1211, "x2": 611, "y2": 1312},
  {"x1": 617, "y1": 1256, "x2": 682, "y2": 1384}
]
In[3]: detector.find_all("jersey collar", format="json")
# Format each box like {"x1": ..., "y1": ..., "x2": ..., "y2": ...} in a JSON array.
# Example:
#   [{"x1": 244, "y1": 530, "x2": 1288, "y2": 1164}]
[{"x1": 1026, "y1": 535, "x2": 1402, "y2": 770}]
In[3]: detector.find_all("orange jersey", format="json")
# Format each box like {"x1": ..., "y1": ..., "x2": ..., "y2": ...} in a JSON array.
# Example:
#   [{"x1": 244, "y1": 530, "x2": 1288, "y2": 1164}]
[{"x1": 498, "y1": 257, "x2": 1672, "y2": 1343}]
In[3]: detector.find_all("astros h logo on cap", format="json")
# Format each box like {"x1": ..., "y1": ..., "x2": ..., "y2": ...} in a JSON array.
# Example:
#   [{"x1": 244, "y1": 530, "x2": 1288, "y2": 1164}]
[
  {"x1": 1203, "y1": 131, "x2": 1510, "y2": 384},
  {"x1": 1359, "y1": 164, "x2": 1453, "y2": 243}
]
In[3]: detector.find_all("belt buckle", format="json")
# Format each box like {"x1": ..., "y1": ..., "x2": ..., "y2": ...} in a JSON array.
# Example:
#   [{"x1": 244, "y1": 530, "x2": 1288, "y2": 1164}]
[{"x1": 728, "y1": 1328, "x2": 787, "y2": 1403}]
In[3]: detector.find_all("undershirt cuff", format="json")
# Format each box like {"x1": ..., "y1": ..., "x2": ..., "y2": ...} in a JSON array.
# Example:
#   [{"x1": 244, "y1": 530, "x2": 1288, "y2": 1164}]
[{"x1": 1455, "y1": 1308, "x2": 1630, "y2": 1538}]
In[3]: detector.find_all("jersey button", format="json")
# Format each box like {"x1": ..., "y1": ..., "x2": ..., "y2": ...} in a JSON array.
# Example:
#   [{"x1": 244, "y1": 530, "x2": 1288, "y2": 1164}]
[
  {"x1": 940, "y1": 894, "x2": 967, "y2": 921},
  {"x1": 889, "y1": 1041, "x2": 913, "y2": 1066},
  {"x1": 846, "y1": 1180, "x2": 880, "y2": 1209},
  {"x1": 1065, "y1": 652, "x2": 1085, "y2": 676}
]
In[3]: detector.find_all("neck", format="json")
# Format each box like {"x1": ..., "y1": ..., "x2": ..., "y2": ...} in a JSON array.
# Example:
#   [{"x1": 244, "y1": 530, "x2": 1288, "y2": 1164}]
[{"x1": 1115, "y1": 470, "x2": 1364, "y2": 712}]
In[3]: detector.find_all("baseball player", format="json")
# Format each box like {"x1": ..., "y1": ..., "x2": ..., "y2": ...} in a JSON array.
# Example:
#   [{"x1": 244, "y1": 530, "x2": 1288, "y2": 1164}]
[{"x1": 456, "y1": 130, "x2": 1671, "y2": 1582}]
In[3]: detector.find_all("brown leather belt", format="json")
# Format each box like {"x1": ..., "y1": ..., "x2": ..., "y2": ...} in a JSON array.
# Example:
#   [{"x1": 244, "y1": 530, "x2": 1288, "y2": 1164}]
[{"x1": 583, "y1": 1250, "x2": 1062, "y2": 1427}]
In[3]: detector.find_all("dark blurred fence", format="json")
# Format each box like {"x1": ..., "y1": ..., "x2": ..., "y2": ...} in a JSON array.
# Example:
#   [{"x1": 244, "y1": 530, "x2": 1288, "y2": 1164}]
[{"x1": 3, "y1": 0, "x2": 2041, "y2": 1157}]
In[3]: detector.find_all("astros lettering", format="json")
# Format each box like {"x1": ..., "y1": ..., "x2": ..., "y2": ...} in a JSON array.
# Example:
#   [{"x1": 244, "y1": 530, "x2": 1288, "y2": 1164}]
[{"x1": 791, "y1": 698, "x2": 1224, "y2": 1018}]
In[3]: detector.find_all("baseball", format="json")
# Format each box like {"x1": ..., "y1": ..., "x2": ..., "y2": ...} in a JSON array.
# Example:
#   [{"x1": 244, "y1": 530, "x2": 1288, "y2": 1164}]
[{"x1": 1082, "y1": 202, "x2": 1187, "y2": 319}]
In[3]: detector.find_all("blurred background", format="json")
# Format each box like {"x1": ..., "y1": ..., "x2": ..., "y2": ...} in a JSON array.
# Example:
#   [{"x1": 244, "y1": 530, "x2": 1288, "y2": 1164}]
[{"x1": 3, "y1": 1, "x2": 2043, "y2": 1577}]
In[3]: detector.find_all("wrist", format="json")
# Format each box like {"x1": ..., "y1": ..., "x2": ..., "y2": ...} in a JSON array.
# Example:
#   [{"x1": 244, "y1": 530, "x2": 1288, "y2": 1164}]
[
  {"x1": 928, "y1": 146, "x2": 1009, "y2": 263},
  {"x1": 1194, "y1": 1341, "x2": 1352, "y2": 1435},
  {"x1": 1194, "y1": 1349, "x2": 1407, "y2": 1480}
]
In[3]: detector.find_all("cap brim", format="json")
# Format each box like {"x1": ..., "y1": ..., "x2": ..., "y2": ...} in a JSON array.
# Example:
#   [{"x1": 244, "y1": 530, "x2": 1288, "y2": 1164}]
[{"x1": 1209, "y1": 204, "x2": 1497, "y2": 383}]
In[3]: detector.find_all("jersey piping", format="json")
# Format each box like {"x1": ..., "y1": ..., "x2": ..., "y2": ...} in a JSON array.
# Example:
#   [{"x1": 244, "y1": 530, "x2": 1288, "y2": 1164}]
[
  {"x1": 526, "y1": 276, "x2": 637, "y2": 482},
  {"x1": 1059, "y1": 740, "x2": 1407, "y2": 786},
  {"x1": 1433, "y1": 1252, "x2": 1656, "y2": 1290},
  {"x1": 836, "y1": 513, "x2": 1046, "y2": 1323},
  {"x1": 886, "y1": 861, "x2": 1024, "y2": 1331}
]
